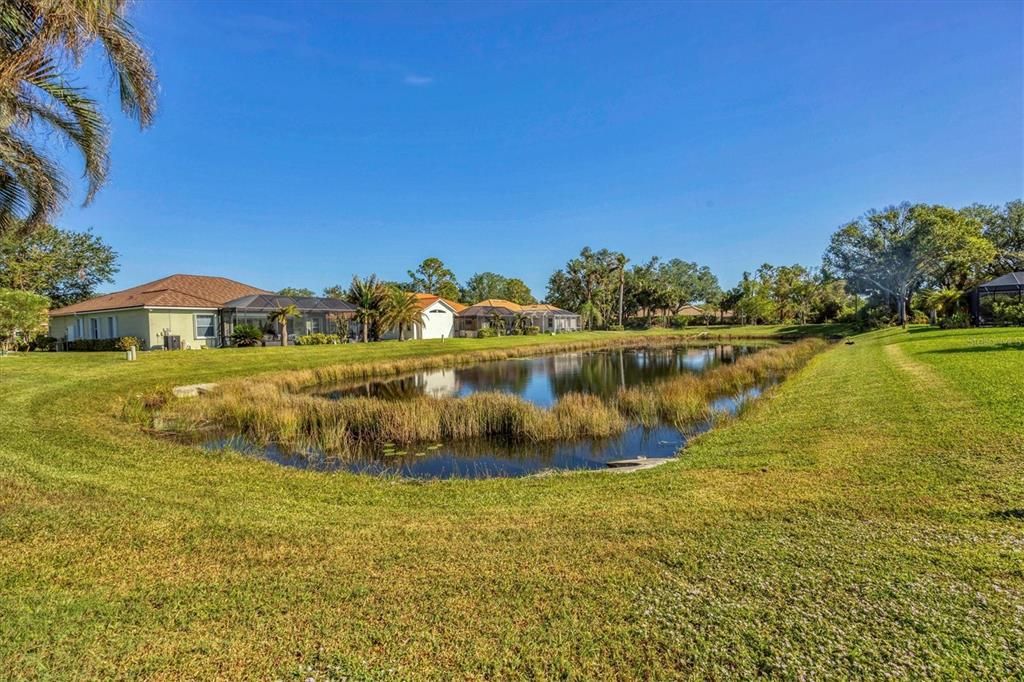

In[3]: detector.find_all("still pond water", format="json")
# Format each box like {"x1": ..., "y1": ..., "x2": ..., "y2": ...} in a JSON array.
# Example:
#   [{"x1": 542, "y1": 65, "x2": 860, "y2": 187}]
[{"x1": 208, "y1": 343, "x2": 769, "y2": 479}]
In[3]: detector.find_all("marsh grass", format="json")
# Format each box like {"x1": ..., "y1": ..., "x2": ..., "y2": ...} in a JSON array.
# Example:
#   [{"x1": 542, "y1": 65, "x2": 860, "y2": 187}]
[
  {"x1": 151, "y1": 339, "x2": 824, "y2": 458},
  {"x1": 617, "y1": 338, "x2": 825, "y2": 429}
]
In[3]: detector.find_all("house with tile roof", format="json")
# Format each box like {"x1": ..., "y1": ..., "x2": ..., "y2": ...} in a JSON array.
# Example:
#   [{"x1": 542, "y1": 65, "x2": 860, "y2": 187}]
[
  {"x1": 48, "y1": 274, "x2": 359, "y2": 349},
  {"x1": 48, "y1": 274, "x2": 271, "y2": 350},
  {"x1": 455, "y1": 299, "x2": 580, "y2": 336}
]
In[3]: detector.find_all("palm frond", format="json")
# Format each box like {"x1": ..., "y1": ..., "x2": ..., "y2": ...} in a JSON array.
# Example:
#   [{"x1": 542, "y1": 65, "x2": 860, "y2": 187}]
[
  {"x1": 18, "y1": 61, "x2": 109, "y2": 202},
  {"x1": 0, "y1": 129, "x2": 66, "y2": 235}
]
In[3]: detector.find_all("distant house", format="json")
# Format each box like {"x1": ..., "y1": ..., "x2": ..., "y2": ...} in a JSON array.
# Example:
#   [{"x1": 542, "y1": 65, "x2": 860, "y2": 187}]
[
  {"x1": 455, "y1": 299, "x2": 581, "y2": 336},
  {"x1": 381, "y1": 293, "x2": 467, "y2": 340},
  {"x1": 48, "y1": 274, "x2": 357, "y2": 349},
  {"x1": 646, "y1": 304, "x2": 734, "y2": 322}
]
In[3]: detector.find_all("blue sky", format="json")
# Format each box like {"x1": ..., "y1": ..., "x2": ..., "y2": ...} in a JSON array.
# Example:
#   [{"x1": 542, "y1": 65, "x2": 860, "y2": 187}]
[{"x1": 58, "y1": 1, "x2": 1022, "y2": 298}]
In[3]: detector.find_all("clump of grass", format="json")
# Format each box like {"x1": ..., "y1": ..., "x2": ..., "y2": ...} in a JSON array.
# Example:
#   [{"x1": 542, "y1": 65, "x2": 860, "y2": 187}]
[
  {"x1": 152, "y1": 338, "x2": 826, "y2": 457},
  {"x1": 617, "y1": 339, "x2": 825, "y2": 429}
]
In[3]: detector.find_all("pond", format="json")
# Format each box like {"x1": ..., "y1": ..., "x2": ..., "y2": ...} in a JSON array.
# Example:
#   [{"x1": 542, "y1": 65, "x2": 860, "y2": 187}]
[{"x1": 204, "y1": 343, "x2": 773, "y2": 479}]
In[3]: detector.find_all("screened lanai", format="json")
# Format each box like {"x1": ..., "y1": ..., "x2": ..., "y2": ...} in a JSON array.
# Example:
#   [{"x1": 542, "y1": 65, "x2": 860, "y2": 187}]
[
  {"x1": 971, "y1": 272, "x2": 1024, "y2": 326},
  {"x1": 221, "y1": 294, "x2": 357, "y2": 345}
]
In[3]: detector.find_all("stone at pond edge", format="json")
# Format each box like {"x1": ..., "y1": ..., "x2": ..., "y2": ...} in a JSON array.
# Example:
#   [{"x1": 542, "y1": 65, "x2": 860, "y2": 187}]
[{"x1": 172, "y1": 383, "x2": 219, "y2": 398}]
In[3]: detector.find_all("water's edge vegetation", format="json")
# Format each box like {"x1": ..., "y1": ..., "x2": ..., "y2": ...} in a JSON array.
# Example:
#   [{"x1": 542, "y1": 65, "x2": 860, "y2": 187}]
[{"x1": 141, "y1": 338, "x2": 826, "y2": 459}]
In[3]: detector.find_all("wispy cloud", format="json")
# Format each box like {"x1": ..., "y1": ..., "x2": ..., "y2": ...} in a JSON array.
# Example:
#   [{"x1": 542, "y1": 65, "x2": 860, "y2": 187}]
[{"x1": 403, "y1": 74, "x2": 434, "y2": 87}]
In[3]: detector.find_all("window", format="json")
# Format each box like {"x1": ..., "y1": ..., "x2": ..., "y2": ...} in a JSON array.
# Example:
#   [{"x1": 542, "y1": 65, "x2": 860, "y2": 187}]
[
  {"x1": 107, "y1": 317, "x2": 117, "y2": 338},
  {"x1": 195, "y1": 314, "x2": 216, "y2": 338},
  {"x1": 90, "y1": 318, "x2": 99, "y2": 339}
]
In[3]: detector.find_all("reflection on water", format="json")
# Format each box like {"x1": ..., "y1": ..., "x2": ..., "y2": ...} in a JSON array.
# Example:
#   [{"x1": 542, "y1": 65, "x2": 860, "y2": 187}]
[
  {"x1": 206, "y1": 344, "x2": 772, "y2": 479},
  {"x1": 318, "y1": 344, "x2": 761, "y2": 407}
]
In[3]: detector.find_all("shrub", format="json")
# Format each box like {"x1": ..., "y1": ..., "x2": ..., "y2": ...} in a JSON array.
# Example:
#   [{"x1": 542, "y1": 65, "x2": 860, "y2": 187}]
[
  {"x1": 668, "y1": 315, "x2": 690, "y2": 329},
  {"x1": 116, "y1": 336, "x2": 141, "y2": 352},
  {"x1": 607, "y1": 324, "x2": 625, "y2": 332},
  {"x1": 990, "y1": 301, "x2": 1024, "y2": 326},
  {"x1": 297, "y1": 333, "x2": 340, "y2": 345},
  {"x1": 477, "y1": 327, "x2": 498, "y2": 338},
  {"x1": 231, "y1": 324, "x2": 264, "y2": 347},
  {"x1": 30, "y1": 334, "x2": 58, "y2": 351},
  {"x1": 855, "y1": 304, "x2": 896, "y2": 331},
  {"x1": 67, "y1": 338, "x2": 122, "y2": 351},
  {"x1": 524, "y1": 326, "x2": 541, "y2": 336},
  {"x1": 909, "y1": 310, "x2": 929, "y2": 325},
  {"x1": 939, "y1": 311, "x2": 970, "y2": 329}
]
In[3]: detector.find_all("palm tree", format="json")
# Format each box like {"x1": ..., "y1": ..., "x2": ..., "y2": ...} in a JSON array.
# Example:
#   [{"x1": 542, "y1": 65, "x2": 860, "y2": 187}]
[
  {"x1": 1, "y1": 1, "x2": 158, "y2": 236},
  {"x1": 346, "y1": 275, "x2": 386, "y2": 343},
  {"x1": 579, "y1": 301, "x2": 603, "y2": 330},
  {"x1": 510, "y1": 312, "x2": 529, "y2": 334},
  {"x1": 267, "y1": 304, "x2": 300, "y2": 346},
  {"x1": 614, "y1": 253, "x2": 628, "y2": 326},
  {"x1": 488, "y1": 310, "x2": 506, "y2": 335},
  {"x1": 381, "y1": 288, "x2": 423, "y2": 341}
]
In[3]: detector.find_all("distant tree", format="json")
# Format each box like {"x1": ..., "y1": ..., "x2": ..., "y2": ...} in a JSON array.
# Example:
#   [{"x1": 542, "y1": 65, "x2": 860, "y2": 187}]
[
  {"x1": 267, "y1": 305, "x2": 300, "y2": 346},
  {"x1": 612, "y1": 253, "x2": 628, "y2": 326},
  {"x1": 624, "y1": 258, "x2": 667, "y2": 320},
  {"x1": 659, "y1": 259, "x2": 720, "y2": 314},
  {"x1": 461, "y1": 272, "x2": 505, "y2": 302},
  {"x1": 500, "y1": 278, "x2": 536, "y2": 305},
  {"x1": 276, "y1": 287, "x2": 314, "y2": 298},
  {"x1": 381, "y1": 287, "x2": 423, "y2": 341},
  {"x1": 322, "y1": 284, "x2": 346, "y2": 299},
  {"x1": 462, "y1": 272, "x2": 537, "y2": 305},
  {"x1": 408, "y1": 257, "x2": 460, "y2": 301},
  {"x1": 731, "y1": 272, "x2": 774, "y2": 325},
  {"x1": 546, "y1": 247, "x2": 624, "y2": 325},
  {"x1": 0, "y1": 1, "x2": 158, "y2": 236},
  {"x1": 824, "y1": 203, "x2": 994, "y2": 326},
  {"x1": 346, "y1": 275, "x2": 387, "y2": 343},
  {"x1": 0, "y1": 224, "x2": 118, "y2": 307},
  {"x1": 0, "y1": 289, "x2": 49, "y2": 353},
  {"x1": 961, "y1": 200, "x2": 1024, "y2": 276}
]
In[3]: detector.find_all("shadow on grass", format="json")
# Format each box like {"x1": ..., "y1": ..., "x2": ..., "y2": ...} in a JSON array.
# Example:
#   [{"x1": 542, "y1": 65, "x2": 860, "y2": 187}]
[
  {"x1": 924, "y1": 341, "x2": 1024, "y2": 354},
  {"x1": 988, "y1": 509, "x2": 1024, "y2": 521},
  {"x1": 769, "y1": 324, "x2": 855, "y2": 338}
]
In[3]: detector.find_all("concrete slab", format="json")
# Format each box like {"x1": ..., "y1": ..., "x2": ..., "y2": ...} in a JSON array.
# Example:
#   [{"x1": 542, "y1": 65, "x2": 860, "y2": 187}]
[{"x1": 605, "y1": 457, "x2": 673, "y2": 473}]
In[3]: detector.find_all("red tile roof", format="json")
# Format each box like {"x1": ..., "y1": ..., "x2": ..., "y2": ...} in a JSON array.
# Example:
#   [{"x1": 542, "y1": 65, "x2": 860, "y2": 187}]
[{"x1": 49, "y1": 274, "x2": 270, "y2": 316}]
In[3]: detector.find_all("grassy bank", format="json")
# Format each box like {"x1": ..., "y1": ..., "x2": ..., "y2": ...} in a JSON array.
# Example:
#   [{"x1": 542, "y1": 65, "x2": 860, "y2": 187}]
[
  {"x1": 152, "y1": 338, "x2": 823, "y2": 454},
  {"x1": 0, "y1": 325, "x2": 1021, "y2": 678}
]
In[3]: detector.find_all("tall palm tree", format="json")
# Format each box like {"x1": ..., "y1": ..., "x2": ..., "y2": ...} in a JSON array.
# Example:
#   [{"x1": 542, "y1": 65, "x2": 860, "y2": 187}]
[
  {"x1": 1, "y1": 1, "x2": 158, "y2": 236},
  {"x1": 267, "y1": 304, "x2": 300, "y2": 346},
  {"x1": 381, "y1": 288, "x2": 423, "y2": 341},
  {"x1": 346, "y1": 275, "x2": 386, "y2": 343}
]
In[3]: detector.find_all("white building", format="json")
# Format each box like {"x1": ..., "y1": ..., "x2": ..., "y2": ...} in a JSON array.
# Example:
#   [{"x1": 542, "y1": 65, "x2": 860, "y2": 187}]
[{"x1": 381, "y1": 293, "x2": 466, "y2": 340}]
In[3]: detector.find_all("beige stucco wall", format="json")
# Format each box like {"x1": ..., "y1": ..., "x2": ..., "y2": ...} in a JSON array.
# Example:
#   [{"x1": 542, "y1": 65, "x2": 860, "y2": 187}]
[
  {"x1": 146, "y1": 309, "x2": 220, "y2": 350},
  {"x1": 49, "y1": 308, "x2": 219, "y2": 350},
  {"x1": 49, "y1": 308, "x2": 152, "y2": 347}
]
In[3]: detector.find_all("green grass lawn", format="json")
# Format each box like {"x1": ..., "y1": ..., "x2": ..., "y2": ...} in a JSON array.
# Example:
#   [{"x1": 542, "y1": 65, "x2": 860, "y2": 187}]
[{"x1": 1, "y1": 325, "x2": 1021, "y2": 679}]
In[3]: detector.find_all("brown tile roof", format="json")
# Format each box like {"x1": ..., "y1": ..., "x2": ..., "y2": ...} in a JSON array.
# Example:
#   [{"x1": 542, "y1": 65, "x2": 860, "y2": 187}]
[{"x1": 49, "y1": 274, "x2": 271, "y2": 316}]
